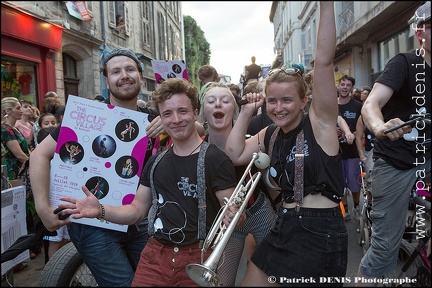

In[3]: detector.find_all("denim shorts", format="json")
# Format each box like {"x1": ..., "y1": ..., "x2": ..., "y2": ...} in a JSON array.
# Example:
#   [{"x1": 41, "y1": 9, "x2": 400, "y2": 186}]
[
  {"x1": 343, "y1": 158, "x2": 361, "y2": 192},
  {"x1": 251, "y1": 206, "x2": 348, "y2": 287},
  {"x1": 68, "y1": 219, "x2": 148, "y2": 287}
]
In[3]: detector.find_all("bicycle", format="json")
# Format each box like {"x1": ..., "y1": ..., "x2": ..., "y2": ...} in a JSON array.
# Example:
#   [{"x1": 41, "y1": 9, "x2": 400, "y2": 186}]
[
  {"x1": 357, "y1": 161, "x2": 373, "y2": 255},
  {"x1": 385, "y1": 186, "x2": 430, "y2": 287}
]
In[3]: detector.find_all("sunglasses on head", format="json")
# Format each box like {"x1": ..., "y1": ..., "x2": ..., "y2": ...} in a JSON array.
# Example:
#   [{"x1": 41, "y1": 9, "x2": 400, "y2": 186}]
[{"x1": 268, "y1": 67, "x2": 303, "y2": 77}]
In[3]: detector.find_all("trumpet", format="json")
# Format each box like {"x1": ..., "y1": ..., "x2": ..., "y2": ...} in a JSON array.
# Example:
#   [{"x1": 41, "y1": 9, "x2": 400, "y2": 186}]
[{"x1": 186, "y1": 151, "x2": 270, "y2": 287}]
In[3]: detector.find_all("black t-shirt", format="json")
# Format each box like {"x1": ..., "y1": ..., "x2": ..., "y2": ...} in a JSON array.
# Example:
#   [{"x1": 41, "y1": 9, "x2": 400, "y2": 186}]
[
  {"x1": 373, "y1": 52, "x2": 431, "y2": 170},
  {"x1": 140, "y1": 144, "x2": 237, "y2": 245},
  {"x1": 364, "y1": 127, "x2": 375, "y2": 152},
  {"x1": 246, "y1": 63, "x2": 262, "y2": 80},
  {"x1": 338, "y1": 99, "x2": 363, "y2": 159},
  {"x1": 264, "y1": 115, "x2": 344, "y2": 203}
]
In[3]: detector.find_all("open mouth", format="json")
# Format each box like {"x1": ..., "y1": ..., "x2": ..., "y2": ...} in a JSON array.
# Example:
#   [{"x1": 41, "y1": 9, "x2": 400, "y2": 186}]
[{"x1": 213, "y1": 112, "x2": 225, "y2": 119}]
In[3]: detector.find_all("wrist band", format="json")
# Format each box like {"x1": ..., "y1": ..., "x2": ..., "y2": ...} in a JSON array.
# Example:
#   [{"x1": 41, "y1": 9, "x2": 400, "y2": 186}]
[{"x1": 99, "y1": 203, "x2": 105, "y2": 220}]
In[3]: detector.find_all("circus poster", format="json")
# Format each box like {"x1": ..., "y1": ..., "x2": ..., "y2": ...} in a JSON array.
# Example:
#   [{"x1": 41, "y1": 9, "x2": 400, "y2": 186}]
[{"x1": 49, "y1": 95, "x2": 153, "y2": 232}]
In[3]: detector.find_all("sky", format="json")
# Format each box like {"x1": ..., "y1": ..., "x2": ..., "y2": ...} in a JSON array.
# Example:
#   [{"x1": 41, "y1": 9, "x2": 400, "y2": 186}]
[{"x1": 181, "y1": 1, "x2": 275, "y2": 84}]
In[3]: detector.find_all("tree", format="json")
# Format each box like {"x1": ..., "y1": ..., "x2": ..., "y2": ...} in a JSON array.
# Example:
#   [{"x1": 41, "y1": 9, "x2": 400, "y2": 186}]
[{"x1": 183, "y1": 15, "x2": 211, "y2": 88}]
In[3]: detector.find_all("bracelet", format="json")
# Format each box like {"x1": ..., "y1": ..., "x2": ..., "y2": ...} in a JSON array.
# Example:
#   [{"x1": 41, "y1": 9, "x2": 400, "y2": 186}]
[{"x1": 99, "y1": 203, "x2": 105, "y2": 220}]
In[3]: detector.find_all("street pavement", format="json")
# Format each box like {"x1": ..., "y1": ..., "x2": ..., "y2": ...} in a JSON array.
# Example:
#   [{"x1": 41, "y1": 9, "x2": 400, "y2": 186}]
[{"x1": 9, "y1": 197, "x2": 365, "y2": 287}]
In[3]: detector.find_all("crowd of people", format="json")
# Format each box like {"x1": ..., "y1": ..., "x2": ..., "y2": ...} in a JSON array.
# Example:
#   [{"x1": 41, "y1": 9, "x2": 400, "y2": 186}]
[{"x1": 2, "y1": 1, "x2": 430, "y2": 287}]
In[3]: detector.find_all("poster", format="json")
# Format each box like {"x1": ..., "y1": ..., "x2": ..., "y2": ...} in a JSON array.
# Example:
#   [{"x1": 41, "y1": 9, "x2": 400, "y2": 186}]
[
  {"x1": 151, "y1": 60, "x2": 189, "y2": 83},
  {"x1": 49, "y1": 95, "x2": 153, "y2": 232},
  {"x1": 1, "y1": 185, "x2": 28, "y2": 276}
]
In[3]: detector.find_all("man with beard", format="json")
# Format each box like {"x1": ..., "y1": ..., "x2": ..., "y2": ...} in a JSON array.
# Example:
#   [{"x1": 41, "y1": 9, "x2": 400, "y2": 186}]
[{"x1": 30, "y1": 47, "x2": 166, "y2": 286}]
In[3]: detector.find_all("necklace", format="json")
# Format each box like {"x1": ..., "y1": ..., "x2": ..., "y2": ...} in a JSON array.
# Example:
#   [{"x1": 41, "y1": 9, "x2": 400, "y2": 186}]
[{"x1": 189, "y1": 141, "x2": 204, "y2": 155}]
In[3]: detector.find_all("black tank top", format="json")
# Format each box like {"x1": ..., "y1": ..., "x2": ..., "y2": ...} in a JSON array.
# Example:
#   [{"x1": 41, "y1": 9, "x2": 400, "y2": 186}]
[{"x1": 264, "y1": 115, "x2": 344, "y2": 203}]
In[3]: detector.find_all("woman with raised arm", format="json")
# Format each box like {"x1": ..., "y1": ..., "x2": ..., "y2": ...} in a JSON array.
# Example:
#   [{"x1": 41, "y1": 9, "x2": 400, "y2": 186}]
[{"x1": 225, "y1": 2, "x2": 348, "y2": 286}]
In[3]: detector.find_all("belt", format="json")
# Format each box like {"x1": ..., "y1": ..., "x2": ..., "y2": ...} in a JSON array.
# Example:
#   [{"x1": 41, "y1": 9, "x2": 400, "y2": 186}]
[
  {"x1": 148, "y1": 237, "x2": 204, "y2": 250},
  {"x1": 280, "y1": 206, "x2": 342, "y2": 217}
]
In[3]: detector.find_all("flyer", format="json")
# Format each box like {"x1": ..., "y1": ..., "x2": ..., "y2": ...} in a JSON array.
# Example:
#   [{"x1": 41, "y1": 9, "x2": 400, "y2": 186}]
[
  {"x1": 49, "y1": 95, "x2": 153, "y2": 232},
  {"x1": 151, "y1": 59, "x2": 189, "y2": 83},
  {"x1": 1, "y1": 185, "x2": 28, "y2": 276}
]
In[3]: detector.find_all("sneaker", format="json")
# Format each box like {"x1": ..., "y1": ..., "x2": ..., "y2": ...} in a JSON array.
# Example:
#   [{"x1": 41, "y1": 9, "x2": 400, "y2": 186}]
[
  {"x1": 353, "y1": 207, "x2": 360, "y2": 221},
  {"x1": 344, "y1": 210, "x2": 351, "y2": 221}
]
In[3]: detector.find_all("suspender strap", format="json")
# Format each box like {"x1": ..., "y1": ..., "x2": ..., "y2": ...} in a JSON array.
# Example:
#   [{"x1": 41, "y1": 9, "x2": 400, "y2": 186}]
[
  {"x1": 197, "y1": 141, "x2": 210, "y2": 240},
  {"x1": 268, "y1": 126, "x2": 280, "y2": 160},
  {"x1": 148, "y1": 150, "x2": 168, "y2": 236},
  {"x1": 294, "y1": 129, "x2": 305, "y2": 210},
  {"x1": 267, "y1": 126, "x2": 282, "y2": 205}
]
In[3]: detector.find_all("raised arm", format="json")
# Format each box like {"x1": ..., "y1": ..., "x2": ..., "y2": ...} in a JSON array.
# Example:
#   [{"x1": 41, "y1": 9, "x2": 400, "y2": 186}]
[
  {"x1": 309, "y1": 1, "x2": 339, "y2": 155},
  {"x1": 224, "y1": 94, "x2": 267, "y2": 166}
]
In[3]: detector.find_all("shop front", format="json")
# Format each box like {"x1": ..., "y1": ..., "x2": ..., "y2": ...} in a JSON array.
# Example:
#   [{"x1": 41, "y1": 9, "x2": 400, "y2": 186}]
[{"x1": 1, "y1": 2, "x2": 62, "y2": 108}]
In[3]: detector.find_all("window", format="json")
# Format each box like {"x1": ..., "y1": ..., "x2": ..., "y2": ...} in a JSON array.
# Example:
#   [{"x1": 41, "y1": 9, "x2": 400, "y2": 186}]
[
  {"x1": 142, "y1": 2, "x2": 151, "y2": 49},
  {"x1": 378, "y1": 27, "x2": 416, "y2": 70},
  {"x1": 63, "y1": 53, "x2": 79, "y2": 104},
  {"x1": 108, "y1": 1, "x2": 129, "y2": 36},
  {"x1": 158, "y1": 12, "x2": 166, "y2": 59},
  {"x1": 1, "y1": 57, "x2": 37, "y2": 105}
]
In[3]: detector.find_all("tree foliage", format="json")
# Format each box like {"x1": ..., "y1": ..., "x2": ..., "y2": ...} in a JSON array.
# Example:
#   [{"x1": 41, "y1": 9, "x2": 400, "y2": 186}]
[{"x1": 183, "y1": 15, "x2": 211, "y2": 88}]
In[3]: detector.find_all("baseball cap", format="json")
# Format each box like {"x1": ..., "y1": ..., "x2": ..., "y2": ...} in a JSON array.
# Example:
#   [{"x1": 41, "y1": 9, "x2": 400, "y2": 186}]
[
  {"x1": 102, "y1": 47, "x2": 142, "y2": 72},
  {"x1": 408, "y1": 1, "x2": 431, "y2": 26}
]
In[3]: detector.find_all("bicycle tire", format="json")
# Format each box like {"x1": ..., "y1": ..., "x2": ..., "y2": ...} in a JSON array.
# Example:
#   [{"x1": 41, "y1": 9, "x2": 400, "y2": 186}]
[
  {"x1": 385, "y1": 239, "x2": 424, "y2": 287},
  {"x1": 38, "y1": 242, "x2": 97, "y2": 287},
  {"x1": 362, "y1": 227, "x2": 370, "y2": 255}
]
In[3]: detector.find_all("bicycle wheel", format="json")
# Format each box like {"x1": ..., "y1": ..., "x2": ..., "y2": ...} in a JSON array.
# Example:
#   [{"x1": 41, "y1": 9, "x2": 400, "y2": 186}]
[
  {"x1": 362, "y1": 227, "x2": 370, "y2": 255},
  {"x1": 385, "y1": 239, "x2": 424, "y2": 287},
  {"x1": 38, "y1": 242, "x2": 98, "y2": 287}
]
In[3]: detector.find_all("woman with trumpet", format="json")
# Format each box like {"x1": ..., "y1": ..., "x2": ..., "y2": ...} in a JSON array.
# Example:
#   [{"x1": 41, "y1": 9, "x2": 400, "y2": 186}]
[
  {"x1": 198, "y1": 82, "x2": 276, "y2": 286},
  {"x1": 225, "y1": 2, "x2": 348, "y2": 286}
]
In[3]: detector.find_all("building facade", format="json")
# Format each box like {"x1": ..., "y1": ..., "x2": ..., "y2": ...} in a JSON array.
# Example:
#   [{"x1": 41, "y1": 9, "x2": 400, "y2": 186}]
[
  {"x1": 1, "y1": 1, "x2": 183, "y2": 107},
  {"x1": 269, "y1": 1, "x2": 423, "y2": 88}
]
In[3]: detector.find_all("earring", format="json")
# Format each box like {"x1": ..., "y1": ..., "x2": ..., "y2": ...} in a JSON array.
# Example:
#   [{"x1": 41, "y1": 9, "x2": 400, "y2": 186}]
[{"x1": 4, "y1": 114, "x2": 8, "y2": 119}]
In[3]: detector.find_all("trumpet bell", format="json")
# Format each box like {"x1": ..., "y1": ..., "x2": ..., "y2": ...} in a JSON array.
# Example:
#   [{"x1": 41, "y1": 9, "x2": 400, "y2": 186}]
[{"x1": 186, "y1": 263, "x2": 221, "y2": 287}]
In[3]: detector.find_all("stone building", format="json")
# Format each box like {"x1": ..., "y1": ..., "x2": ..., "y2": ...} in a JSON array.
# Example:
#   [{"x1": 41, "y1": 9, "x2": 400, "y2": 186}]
[
  {"x1": 1, "y1": 1, "x2": 183, "y2": 106},
  {"x1": 269, "y1": 1, "x2": 423, "y2": 88}
]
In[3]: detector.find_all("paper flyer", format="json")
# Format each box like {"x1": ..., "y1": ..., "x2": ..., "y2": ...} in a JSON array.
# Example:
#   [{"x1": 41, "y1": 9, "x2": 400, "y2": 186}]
[
  {"x1": 1, "y1": 185, "x2": 29, "y2": 276},
  {"x1": 151, "y1": 59, "x2": 189, "y2": 83},
  {"x1": 49, "y1": 95, "x2": 153, "y2": 232}
]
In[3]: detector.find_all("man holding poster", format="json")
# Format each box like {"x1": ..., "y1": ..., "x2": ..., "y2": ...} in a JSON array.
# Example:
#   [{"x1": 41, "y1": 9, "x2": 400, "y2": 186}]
[{"x1": 30, "y1": 47, "x2": 165, "y2": 287}]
